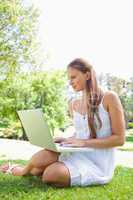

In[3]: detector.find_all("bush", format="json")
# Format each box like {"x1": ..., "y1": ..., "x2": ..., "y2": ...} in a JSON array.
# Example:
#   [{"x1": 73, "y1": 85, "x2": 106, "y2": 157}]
[
  {"x1": 0, "y1": 70, "x2": 71, "y2": 139},
  {"x1": 0, "y1": 121, "x2": 22, "y2": 139},
  {"x1": 127, "y1": 122, "x2": 133, "y2": 129}
]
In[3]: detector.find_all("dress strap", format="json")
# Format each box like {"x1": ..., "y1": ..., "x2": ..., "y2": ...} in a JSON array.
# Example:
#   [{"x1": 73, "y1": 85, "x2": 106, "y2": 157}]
[
  {"x1": 99, "y1": 90, "x2": 106, "y2": 106},
  {"x1": 69, "y1": 98, "x2": 75, "y2": 118},
  {"x1": 100, "y1": 95, "x2": 105, "y2": 105}
]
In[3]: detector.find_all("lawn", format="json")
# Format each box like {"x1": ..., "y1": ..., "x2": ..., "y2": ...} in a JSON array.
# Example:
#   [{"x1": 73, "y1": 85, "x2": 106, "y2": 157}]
[
  {"x1": 0, "y1": 160, "x2": 133, "y2": 200},
  {"x1": 0, "y1": 129, "x2": 133, "y2": 200},
  {"x1": 117, "y1": 129, "x2": 133, "y2": 151}
]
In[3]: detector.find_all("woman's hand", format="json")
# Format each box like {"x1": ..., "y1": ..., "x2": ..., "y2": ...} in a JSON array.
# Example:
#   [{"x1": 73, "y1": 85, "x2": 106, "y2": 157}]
[
  {"x1": 53, "y1": 136, "x2": 75, "y2": 143},
  {"x1": 53, "y1": 137, "x2": 66, "y2": 143},
  {"x1": 61, "y1": 138, "x2": 85, "y2": 147}
]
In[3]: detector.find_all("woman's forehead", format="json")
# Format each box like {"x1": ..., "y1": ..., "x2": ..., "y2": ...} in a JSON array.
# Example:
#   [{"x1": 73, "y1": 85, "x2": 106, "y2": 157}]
[{"x1": 67, "y1": 67, "x2": 81, "y2": 76}]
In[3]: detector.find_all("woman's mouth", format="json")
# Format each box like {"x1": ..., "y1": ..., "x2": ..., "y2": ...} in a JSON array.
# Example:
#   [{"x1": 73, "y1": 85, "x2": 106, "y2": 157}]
[{"x1": 73, "y1": 85, "x2": 76, "y2": 89}]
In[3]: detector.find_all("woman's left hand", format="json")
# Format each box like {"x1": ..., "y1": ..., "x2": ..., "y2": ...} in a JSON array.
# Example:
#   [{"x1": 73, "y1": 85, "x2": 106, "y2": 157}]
[{"x1": 61, "y1": 138, "x2": 85, "y2": 147}]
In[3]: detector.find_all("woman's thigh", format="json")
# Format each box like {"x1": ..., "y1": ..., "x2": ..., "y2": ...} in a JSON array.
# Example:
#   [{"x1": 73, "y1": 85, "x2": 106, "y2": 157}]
[
  {"x1": 31, "y1": 149, "x2": 60, "y2": 169},
  {"x1": 42, "y1": 162, "x2": 70, "y2": 187}
]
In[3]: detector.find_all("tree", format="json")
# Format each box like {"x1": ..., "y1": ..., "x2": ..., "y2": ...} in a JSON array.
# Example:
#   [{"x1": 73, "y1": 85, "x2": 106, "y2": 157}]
[
  {"x1": 0, "y1": 0, "x2": 49, "y2": 139},
  {"x1": 0, "y1": 70, "x2": 70, "y2": 139},
  {"x1": 98, "y1": 73, "x2": 133, "y2": 124},
  {"x1": 0, "y1": 0, "x2": 43, "y2": 80}
]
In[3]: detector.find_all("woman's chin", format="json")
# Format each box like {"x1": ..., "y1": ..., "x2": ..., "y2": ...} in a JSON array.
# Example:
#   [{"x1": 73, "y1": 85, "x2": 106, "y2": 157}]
[{"x1": 74, "y1": 88, "x2": 83, "y2": 92}]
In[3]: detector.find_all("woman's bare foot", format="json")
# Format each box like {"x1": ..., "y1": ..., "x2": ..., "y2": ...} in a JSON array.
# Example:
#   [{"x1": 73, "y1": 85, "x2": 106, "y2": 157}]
[
  {"x1": 11, "y1": 166, "x2": 25, "y2": 176},
  {"x1": 0, "y1": 163, "x2": 25, "y2": 176},
  {"x1": 0, "y1": 163, "x2": 9, "y2": 173}
]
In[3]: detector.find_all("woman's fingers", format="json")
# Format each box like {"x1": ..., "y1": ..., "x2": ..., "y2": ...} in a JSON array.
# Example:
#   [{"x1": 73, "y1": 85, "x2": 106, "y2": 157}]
[
  {"x1": 61, "y1": 138, "x2": 73, "y2": 144},
  {"x1": 53, "y1": 137, "x2": 66, "y2": 143}
]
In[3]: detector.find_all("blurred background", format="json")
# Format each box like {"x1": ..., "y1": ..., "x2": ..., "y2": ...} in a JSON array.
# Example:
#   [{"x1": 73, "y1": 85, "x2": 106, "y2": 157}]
[{"x1": 0, "y1": 0, "x2": 132, "y2": 140}]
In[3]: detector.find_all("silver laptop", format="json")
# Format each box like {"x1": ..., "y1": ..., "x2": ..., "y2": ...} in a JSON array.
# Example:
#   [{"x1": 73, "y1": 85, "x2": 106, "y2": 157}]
[{"x1": 17, "y1": 109, "x2": 93, "y2": 153}]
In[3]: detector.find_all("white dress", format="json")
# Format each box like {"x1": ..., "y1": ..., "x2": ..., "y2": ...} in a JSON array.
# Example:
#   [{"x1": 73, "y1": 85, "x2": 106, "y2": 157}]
[{"x1": 58, "y1": 97, "x2": 116, "y2": 186}]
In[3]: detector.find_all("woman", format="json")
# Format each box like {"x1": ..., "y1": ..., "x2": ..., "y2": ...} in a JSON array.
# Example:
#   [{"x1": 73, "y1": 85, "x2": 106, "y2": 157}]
[{"x1": 0, "y1": 58, "x2": 125, "y2": 187}]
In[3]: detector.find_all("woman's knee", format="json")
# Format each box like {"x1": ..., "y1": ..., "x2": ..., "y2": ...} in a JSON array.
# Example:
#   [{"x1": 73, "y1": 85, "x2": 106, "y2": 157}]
[
  {"x1": 42, "y1": 162, "x2": 70, "y2": 187},
  {"x1": 30, "y1": 167, "x2": 44, "y2": 176},
  {"x1": 30, "y1": 149, "x2": 59, "y2": 168}
]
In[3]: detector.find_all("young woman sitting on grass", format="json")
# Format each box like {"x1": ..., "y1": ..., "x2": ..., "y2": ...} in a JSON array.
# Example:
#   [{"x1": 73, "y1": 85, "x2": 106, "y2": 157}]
[{"x1": 0, "y1": 58, "x2": 125, "y2": 188}]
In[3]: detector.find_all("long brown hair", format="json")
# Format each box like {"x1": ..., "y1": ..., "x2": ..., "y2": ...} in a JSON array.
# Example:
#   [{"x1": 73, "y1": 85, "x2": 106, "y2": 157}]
[{"x1": 67, "y1": 58, "x2": 103, "y2": 138}]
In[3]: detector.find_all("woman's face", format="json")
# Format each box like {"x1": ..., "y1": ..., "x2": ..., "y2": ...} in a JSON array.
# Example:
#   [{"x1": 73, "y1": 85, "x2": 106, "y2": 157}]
[{"x1": 67, "y1": 67, "x2": 90, "y2": 92}]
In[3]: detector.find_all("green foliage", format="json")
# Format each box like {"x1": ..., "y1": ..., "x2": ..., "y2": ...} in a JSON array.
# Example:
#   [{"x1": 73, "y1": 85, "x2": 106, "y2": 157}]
[
  {"x1": 0, "y1": 0, "x2": 132, "y2": 140},
  {"x1": 128, "y1": 122, "x2": 133, "y2": 129},
  {"x1": 0, "y1": 0, "x2": 55, "y2": 139},
  {"x1": 0, "y1": 70, "x2": 70, "y2": 139},
  {"x1": 0, "y1": 0, "x2": 43, "y2": 80},
  {"x1": 0, "y1": 121, "x2": 22, "y2": 139},
  {"x1": 30, "y1": 70, "x2": 69, "y2": 132},
  {"x1": 98, "y1": 73, "x2": 133, "y2": 125}
]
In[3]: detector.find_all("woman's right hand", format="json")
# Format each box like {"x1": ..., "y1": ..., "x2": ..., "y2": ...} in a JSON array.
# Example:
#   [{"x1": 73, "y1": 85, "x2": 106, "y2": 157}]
[{"x1": 53, "y1": 137, "x2": 66, "y2": 143}]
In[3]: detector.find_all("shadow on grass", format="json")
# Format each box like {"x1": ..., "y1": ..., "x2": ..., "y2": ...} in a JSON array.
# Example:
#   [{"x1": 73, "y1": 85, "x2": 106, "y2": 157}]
[
  {"x1": 0, "y1": 173, "x2": 49, "y2": 191},
  {"x1": 0, "y1": 159, "x2": 70, "y2": 199}
]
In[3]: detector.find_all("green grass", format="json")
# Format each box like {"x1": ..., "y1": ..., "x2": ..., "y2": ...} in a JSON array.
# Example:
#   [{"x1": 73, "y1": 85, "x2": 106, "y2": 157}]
[
  {"x1": 126, "y1": 135, "x2": 133, "y2": 142},
  {"x1": 117, "y1": 129, "x2": 133, "y2": 152},
  {"x1": 0, "y1": 160, "x2": 133, "y2": 200},
  {"x1": 0, "y1": 129, "x2": 133, "y2": 199},
  {"x1": 119, "y1": 148, "x2": 133, "y2": 152}
]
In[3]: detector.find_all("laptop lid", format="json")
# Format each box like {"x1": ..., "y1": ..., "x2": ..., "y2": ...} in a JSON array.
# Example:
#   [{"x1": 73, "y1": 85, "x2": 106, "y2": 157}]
[{"x1": 17, "y1": 109, "x2": 57, "y2": 150}]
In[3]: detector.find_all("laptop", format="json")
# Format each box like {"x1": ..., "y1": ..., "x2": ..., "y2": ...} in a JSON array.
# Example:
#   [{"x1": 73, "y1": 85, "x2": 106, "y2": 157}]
[{"x1": 17, "y1": 109, "x2": 93, "y2": 153}]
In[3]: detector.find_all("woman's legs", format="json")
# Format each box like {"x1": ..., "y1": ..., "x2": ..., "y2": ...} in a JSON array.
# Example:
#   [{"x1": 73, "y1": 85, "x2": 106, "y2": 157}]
[
  {"x1": 22, "y1": 151, "x2": 71, "y2": 187},
  {"x1": 0, "y1": 149, "x2": 60, "y2": 176},
  {"x1": 0, "y1": 149, "x2": 71, "y2": 187},
  {"x1": 42, "y1": 162, "x2": 70, "y2": 187}
]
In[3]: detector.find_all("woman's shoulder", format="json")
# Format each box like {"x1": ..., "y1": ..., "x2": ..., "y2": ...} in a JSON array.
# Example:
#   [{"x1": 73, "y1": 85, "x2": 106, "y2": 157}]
[
  {"x1": 69, "y1": 99, "x2": 80, "y2": 112},
  {"x1": 103, "y1": 90, "x2": 119, "y2": 102},
  {"x1": 102, "y1": 90, "x2": 120, "y2": 110}
]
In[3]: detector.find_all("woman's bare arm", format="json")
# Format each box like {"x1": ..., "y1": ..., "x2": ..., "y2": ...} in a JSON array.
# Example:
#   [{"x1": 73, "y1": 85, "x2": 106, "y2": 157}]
[{"x1": 84, "y1": 91, "x2": 126, "y2": 148}]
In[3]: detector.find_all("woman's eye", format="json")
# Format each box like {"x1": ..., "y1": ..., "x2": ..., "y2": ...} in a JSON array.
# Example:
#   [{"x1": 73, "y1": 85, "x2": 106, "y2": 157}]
[{"x1": 71, "y1": 76, "x2": 76, "y2": 79}]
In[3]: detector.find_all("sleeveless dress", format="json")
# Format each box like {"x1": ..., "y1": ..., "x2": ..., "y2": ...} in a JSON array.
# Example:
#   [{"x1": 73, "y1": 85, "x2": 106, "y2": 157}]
[{"x1": 58, "y1": 97, "x2": 116, "y2": 186}]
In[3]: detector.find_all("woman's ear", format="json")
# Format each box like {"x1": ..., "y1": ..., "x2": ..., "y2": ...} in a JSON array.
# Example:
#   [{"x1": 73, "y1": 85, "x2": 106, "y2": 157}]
[{"x1": 86, "y1": 72, "x2": 91, "y2": 80}]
